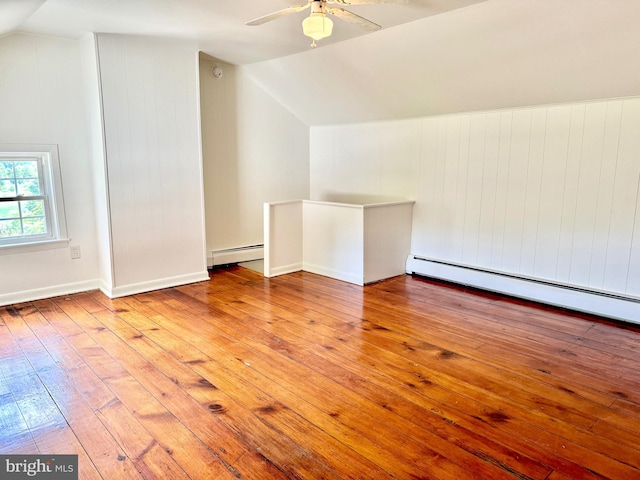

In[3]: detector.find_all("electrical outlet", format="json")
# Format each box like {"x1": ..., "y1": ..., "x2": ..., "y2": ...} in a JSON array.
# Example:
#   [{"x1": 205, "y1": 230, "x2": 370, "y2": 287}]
[{"x1": 70, "y1": 245, "x2": 81, "y2": 259}]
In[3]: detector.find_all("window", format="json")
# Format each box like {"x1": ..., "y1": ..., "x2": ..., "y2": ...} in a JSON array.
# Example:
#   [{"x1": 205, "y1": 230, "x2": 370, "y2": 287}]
[{"x1": 0, "y1": 144, "x2": 68, "y2": 251}]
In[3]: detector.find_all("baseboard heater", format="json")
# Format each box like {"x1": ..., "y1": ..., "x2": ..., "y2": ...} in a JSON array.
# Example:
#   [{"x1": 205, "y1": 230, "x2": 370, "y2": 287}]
[
  {"x1": 208, "y1": 244, "x2": 264, "y2": 268},
  {"x1": 406, "y1": 255, "x2": 640, "y2": 325}
]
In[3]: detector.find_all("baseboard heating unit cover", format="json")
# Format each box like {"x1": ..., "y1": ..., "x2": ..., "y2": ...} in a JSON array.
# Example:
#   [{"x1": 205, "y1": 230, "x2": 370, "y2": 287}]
[
  {"x1": 406, "y1": 255, "x2": 639, "y2": 325},
  {"x1": 209, "y1": 245, "x2": 264, "y2": 268}
]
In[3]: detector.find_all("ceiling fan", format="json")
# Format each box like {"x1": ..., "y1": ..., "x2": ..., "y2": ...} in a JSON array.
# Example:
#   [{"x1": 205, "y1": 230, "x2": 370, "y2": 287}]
[{"x1": 246, "y1": 0, "x2": 409, "y2": 48}]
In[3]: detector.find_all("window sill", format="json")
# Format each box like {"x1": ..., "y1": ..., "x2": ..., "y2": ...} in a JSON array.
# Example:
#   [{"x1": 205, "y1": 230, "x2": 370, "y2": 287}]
[{"x1": 0, "y1": 238, "x2": 70, "y2": 256}]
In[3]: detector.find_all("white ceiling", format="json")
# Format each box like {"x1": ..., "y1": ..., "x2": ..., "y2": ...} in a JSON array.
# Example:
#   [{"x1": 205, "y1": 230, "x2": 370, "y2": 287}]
[
  {"x1": 3, "y1": 0, "x2": 640, "y2": 125},
  {"x1": 242, "y1": 0, "x2": 640, "y2": 125},
  {"x1": 1, "y1": 0, "x2": 486, "y2": 65}
]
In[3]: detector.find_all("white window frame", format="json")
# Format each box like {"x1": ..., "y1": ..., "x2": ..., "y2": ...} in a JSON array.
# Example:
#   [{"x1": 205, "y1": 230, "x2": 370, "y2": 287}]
[{"x1": 0, "y1": 144, "x2": 69, "y2": 254}]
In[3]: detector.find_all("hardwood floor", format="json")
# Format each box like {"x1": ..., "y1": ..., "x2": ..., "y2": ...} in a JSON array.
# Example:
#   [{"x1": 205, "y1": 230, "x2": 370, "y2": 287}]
[{"x1": 1, "y1": 267, "x2": 640, "y2": 479}]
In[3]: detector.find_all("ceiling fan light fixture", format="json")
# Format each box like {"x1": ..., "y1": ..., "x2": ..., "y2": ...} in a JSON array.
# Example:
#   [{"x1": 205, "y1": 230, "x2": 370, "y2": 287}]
[{"x1": 302, "y1": 12, "x2": 333, "y2": 41}]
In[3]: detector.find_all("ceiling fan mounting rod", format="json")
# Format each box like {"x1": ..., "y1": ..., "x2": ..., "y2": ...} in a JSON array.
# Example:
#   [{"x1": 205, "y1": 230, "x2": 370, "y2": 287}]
[
  {"x1": 310, "y1": 0, "x2": 327, "y2": 14},
  {"x1": 245, "y1": 0, "x2": 405, "y2": 48}
]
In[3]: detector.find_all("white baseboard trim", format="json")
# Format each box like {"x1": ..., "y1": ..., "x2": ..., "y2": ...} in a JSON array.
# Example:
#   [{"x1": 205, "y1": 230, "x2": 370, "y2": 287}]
[
  {"x1": 0, "y1": 272, "x2": 211, "y2": 306},
  {"x1": 265, "y1": 263, "x2": 302, "y2": 278},
  {"x1": 303, "y1": 262, "x2": 364, "y2": 286},
  {"x1": 0, "y1": 279, "x2": 102, "y2": 307},
  {"x1": 98, "y1": 279, "x2": 114, "y2": 299},
  {"x1": 209, "y1": 245, "x2": 264, "y2": 268},
  {"x1": 406, "y1": 256, "x2": 640, "y2": 325},
  {"x1": 108, "y1": 271, "x2": 210, "y2": 299}
]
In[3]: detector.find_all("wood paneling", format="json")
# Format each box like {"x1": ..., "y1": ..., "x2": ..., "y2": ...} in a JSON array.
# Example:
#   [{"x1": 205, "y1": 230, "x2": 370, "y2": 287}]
[
  {"x1": 2, "y1": 267, "x2": 640, "y2": 479},
  {"x1": 311, "y1": 97, "x2": 640, "y2": 299},
  {"x1": 0, "y1": 33, "x2": 101, "y2": 304},
  {"x1": 199, "y1": 55, "x2": 310, "y2": 256},
  {"x1": 96, "y1": 34, "x2": 207, "y2": 291}
]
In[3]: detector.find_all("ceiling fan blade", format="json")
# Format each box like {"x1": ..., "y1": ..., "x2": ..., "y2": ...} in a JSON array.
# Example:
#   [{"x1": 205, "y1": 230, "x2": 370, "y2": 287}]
[
  {"x1": 327, "y1": 0, "x2": 408, "y2": 5},
  {"x1": 245, "y1": 3, "x2": 311, "y2": 26},
  {"x1": 326, "y1": 7, "x2": 381, "y2": 31}
]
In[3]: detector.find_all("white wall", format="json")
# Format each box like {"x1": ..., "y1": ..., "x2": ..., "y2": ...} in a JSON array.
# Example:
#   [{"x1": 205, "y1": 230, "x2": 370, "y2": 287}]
[
  {"x1": 81, "y1": 33, "x2": 113, "y2": 293},
  {"x1": 199, "y1": 54, "x2": 309, "y2": 256},
  {"x1": 96, "y1": 34, "x2": 208, "y2": 295},
  {"x1": 0, "y1": 32, "x2": 100, "y2": 304},
  {"x1": 312, "y1": 118, "x2": 421, "y2": 204},
  {"x1": 311, "y1": 97, "x2": 640, "y2": 300},
  {"x1": 0, "y1": 32, "x2": 308, "y2": 302}
]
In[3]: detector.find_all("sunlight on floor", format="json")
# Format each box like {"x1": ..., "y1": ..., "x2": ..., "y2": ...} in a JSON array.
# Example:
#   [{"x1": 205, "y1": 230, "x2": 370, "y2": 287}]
[{"x1": 239, "y1": 260, "x2": 264, "y2": 274}]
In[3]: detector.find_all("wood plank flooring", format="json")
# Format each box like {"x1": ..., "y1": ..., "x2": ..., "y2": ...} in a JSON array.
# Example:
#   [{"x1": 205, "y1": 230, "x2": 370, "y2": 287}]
[{"x1": 1, "y1": 266, "x2": 640, "y2": 479}]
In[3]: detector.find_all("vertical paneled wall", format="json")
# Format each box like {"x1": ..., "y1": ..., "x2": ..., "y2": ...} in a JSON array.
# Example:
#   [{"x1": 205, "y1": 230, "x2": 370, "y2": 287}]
[
  {"x1": 81, "y1": 33, "x2": 113, "y2": 292},
  {"x1": 97, "y1": 34, "x2": 208, "y2": 292},
  {"x1": 199, "y1": 55, "x2": 310, "y2": 256},
  {"x1": 311, "y1": 97, "x2": 640, "y2": 299},
  {"x1": 0, "y1": 33, "x2": 100, "y2": 303}
]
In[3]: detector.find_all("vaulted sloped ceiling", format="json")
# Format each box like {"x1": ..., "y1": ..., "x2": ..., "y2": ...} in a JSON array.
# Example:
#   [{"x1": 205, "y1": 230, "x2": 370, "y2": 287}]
[
  {"x1": 8, "y1": 0, "x2": 486, "y2": 65},
  {"x1": 3, "y1": 0, "x2": 640, "y2": 126},
  {"x1": 243, "y1": 0, "x2": 640, "y2": 125}
]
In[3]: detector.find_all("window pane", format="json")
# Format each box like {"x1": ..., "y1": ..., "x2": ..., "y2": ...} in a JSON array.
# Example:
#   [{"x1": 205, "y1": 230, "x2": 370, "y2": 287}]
[
  {"x1": 22, "y1": 217, "x2": 46, "y2": 235},
  {"x1": 0, "y1": 219, "x2": 22, "y2": 238},
  {"x1": 20, "y1": 200, "x2": 44, "y2": 218},
  {"x1": 0, "y1": 201, "x2": 20, "y2": 219},
  {"x1": 14, "y1": 161, "x2": 39, "y2": 179},
  {"x1": 0, "y1": 161, "x2": 14, "y2": 178},
  {"x1": 0, "y1": 179, "x2": 16, "y2": 197},
  {"x1": 17, "y1": 179, "x2": 41, "y2": 196},
  {"x1": 0, "y1": 147, "x2": 64, "y2": 246}
]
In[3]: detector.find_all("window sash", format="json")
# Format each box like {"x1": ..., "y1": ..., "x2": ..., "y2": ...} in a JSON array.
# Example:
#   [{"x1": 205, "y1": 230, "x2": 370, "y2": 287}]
[
  {"x1": 0, "y1": 195, "x2": 47, "y2": 202},
  {"x1": 0, "y1": 150, "x2": 60, "y2": 246},
  {"x1": 0, "y1": 157, "x2": 44, "y2": 197}
]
